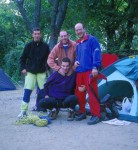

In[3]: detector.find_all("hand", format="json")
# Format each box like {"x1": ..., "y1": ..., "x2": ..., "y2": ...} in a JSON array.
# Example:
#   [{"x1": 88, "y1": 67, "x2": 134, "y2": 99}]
[
  {"x1": 66, "y1": 68, "x2": 73, "y2": 76},
  {"x1": 21, "y1": 69, "x2": 27, "y2": 75},
  {"x1": 78, "y1": 85, "x2": 86, "y2": 92},
  {"x1": 58, "y1": 68, "x2": 65, "y2": 76},
  {"x1": 92, "y1": 68, "x2": 98, "y2": 78},
  {"x1": 74, "y1": 61, "x2": 80, "y2": 69},
  {"x1": 45, "y1": 95, "x2": 49, "y2": 98}
]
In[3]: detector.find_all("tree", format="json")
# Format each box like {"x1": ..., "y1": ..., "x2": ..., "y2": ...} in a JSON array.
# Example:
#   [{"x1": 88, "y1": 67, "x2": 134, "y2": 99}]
[
  {"x1": 87, "y1": 0, "x2": 138, "y2": 53},
  {"x1": 14, "y1": 0, "x2": 69, "y2": 50},
  {"x1": 123, "y1": 0, "x2": 138, "y2": 50},
  {"x1": 1, "y1": 0, "x2": 138, "y2": 82},
  {"x1": 0, "y1": 1, "x2": 25, "y2": 66},
  {"x1": 14, "y1": 0, "x2": 41, "y2": 32},
  {"x1": 48, "y1": 0, "x2": 69, "y2": 50}
]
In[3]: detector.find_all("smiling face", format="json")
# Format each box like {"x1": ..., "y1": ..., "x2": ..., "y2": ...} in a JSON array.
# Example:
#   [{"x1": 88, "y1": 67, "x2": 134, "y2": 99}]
[
  {"x1": 75, "y1": 23, "x2": 86, "y2": 39},
  {"x1": 32, "y1": 30, "x2": 41, "y2": 42},
  {"x1": 59, "y1": 31, "x2": 69, "y2": 45},
  {"x1": 61, "y1": 61, "x2": 70, "y2": 74}
]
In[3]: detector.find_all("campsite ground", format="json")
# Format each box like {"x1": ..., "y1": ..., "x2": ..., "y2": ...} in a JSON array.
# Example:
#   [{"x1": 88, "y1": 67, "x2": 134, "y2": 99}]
[{"x1": 0, "y1": 89, "x2": 138, "y2": 150}]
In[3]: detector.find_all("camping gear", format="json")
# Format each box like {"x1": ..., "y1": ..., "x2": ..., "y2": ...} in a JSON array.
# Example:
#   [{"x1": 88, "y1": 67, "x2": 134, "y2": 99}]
[
  {"x1": 89, "y1": 73, "x2": 119, "y2": 120},
  {"x1": 16, "y1": 113, "x2": 51, "y2": 126},
  {"x1": 119, "y1": 97, "x2": 132, "y2": 114},
  {"x1": 89, "y1": 73, "x2": 107, "y2": 102},
  {"x1": 102, "y1": 53, "x2": 118, "y2": 68},
  {"x1": 102, "y1": 118, "x2": 131, "y2": 126},
  {"x1": 98, "y1": 55, "x2": 138, "y2": 122},
  {"x1": 0, "y1": 68, "x2": 16, "y2": 91},
  {"x1": 34, "y1": 119, "x2": 48, "y2": 127}
]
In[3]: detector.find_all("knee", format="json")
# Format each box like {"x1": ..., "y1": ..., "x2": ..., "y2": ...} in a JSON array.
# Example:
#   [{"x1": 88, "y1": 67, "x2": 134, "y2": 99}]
[
  {"x1": 69, "y1": 95, "x2": 78, "y2": 104},
  {"x1": 38, "y1": 98, "x2": 47, "y2": 107},
  {"x1": 38, "y1": 89, "x2": 45, "y2": 99},
  {"x1": 23, "y1": 89, "x2": 32, "y2": 103}
]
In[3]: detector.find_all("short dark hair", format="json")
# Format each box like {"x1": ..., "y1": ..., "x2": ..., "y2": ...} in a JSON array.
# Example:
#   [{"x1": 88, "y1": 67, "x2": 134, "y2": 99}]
[
  {"x1": 62, "y1": 57, "x2": 71, "y2": 65},
  {"x1": 32, "y1": 27, "x2": 41, "y2": 33}
]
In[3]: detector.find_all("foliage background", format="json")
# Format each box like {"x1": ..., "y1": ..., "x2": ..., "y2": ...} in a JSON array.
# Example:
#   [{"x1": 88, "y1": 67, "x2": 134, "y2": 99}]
[{"x1": 0, "y1": 0, "x2": 138, "y2": 82}]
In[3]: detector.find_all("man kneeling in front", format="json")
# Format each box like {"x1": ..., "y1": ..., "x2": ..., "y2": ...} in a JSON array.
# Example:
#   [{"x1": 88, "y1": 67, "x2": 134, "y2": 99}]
[{"x1": 38, "y1": 57, "x2": 78, "y2": 121}]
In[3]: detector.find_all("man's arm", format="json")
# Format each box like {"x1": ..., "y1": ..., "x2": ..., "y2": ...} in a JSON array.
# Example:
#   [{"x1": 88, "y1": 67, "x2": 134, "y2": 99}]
[
  {"x1": 47, "y1": 46, "x2": 60, "y2": 71},
  {"x1": 73, "y1": 45, "x2": 80, "y2": 70},
  {"x1": 91, "y1": 37, "x2": 101, "y2": 77},
  {"x1": 92, "y1": 37, "x2": 101, "y2": 69},
  {"x1": 44, "y1": 72, "x2": 58, "y2": 95},
  {"x1": 44, "y1": 43, "x2": 50, "y2": 71},
  {"x1": 19, "y1": 44, "x2": 29, "y2": 75}
]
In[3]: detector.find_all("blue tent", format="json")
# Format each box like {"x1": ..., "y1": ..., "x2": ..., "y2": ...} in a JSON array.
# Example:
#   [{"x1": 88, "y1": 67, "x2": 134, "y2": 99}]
[
  {"x1": 0, "y1": 68, "x2": 16, "y2": 91},
  {"x1": 98, "y1": 55, "x2": 138, "y2": 122}
]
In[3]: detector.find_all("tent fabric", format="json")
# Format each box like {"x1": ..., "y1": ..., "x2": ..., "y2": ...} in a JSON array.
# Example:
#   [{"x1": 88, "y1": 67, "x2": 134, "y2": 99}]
[
  {"x1": 102, "y1": 53, "x2": 118, "y2": 68},
  {"x1": 0, "y1": 68, "x2": 16, "y2": 91},
  {"x1": 114, "y1": 55, "x2": 138, "y2": 81},
  {"x1": 98, "y1": 55, "x2": 138, "y2": 123},
  {"x1": 99, "y1": 80, "x2": 133, "y2": 99},
  {"x1": 118, "y1": 114, "x2": 138, "y2": 123}
]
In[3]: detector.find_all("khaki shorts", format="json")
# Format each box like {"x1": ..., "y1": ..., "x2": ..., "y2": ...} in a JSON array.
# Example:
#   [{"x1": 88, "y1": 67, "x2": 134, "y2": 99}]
[{"x1": 24, "y1": 72, "x2": 46, "y2": 90}]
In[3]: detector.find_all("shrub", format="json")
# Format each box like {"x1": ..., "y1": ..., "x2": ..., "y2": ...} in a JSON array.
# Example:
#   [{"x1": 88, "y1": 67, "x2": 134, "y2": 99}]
[{"x1": 4, "y1": 41, "x2": 25, "y2": 81}]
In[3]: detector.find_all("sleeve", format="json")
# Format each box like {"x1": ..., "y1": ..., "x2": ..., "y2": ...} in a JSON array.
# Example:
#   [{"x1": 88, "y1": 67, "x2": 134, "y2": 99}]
[
  {"x1": 91, "y1": 37, "x2": 101, "y2": 69},
  {"x1": 71, "y1": 42, "x2": 77, "y2": 71},
  {"x1": 75, "y1": 45, "x2": 79, "y2": 62},
  {"x1": 45, "y1": 43, "x2": 50, "y2": 71},
  {"x1": 19, "y1": 44, "x2": 29, "y2": 71},
  {"x1": 47, "y1": 45, "x2": 61, "y2": 71},
  {"x1": 44, "y1": 72, "x2": 58, "y2": 95}
]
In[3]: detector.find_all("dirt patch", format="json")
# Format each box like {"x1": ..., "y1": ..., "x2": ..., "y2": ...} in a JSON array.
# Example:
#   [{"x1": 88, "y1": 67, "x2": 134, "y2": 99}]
[{"x1": 0, "y1": 89, "x2": 138, "y2": 150}]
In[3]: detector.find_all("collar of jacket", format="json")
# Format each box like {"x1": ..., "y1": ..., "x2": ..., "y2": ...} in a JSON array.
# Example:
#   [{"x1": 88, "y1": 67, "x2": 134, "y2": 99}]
[
  {"x1": 58, "y1": 40, "x2": 72, "y2": 48},
  {"x1": 76, "y1": 34, "x2": 89, "y2": 43},
  {"x1": 33, "y1": 40, "x2": 43, "y2": 46}
]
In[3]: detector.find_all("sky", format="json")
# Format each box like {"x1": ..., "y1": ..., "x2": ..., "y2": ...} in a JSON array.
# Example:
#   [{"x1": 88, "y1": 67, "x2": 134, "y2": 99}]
[{"x1": 4, "y1": 0, "x2": 10, "y2": 3}]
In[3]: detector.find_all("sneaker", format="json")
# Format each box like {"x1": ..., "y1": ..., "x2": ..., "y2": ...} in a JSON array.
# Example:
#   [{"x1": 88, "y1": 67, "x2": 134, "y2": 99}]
[
  {"x1": 18, "y1": 111, "x2": 27, "y2": 119},
  {"x1": 75, "y1": 113, "x2": 86, "y2": 121},
  {"x1": 32, "y1": 105, "x2": 37, "y2": 111},
  {"x1": 101, "y1": 112, "x2": 109, "y2": 121},
  {"x1": 67, "y1": 108, "x2": 75, "y2": 121},
  {"x1": 32, "y1": 105, "x2": 47, "y2": 112},
  {"x1": 48, "y1": 108, "x2": 59, "y2": 120},
  {"x1": 87, "y1": 116, "x2": 100, "y2": 125}
]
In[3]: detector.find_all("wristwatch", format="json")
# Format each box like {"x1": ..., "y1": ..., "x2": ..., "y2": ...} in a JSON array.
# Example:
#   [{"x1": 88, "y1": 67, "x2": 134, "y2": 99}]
[{"x1": 93, "y1": 67, "x2": 97, "y2": 69}]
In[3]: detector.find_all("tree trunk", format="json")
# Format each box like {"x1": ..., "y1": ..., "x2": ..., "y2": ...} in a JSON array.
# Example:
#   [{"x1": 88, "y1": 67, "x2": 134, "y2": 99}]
[
  {"x1": 124, "y1": 0, "x2": 137, "y2": 52},
  {"x1": 106, "y1": 26, "x2": 116, "y2": 53},
  {"x1": 49, "y1": 0, "x2": 59, "y2": 50},
  {"x1": 15, "y1": 0, "x2": 33, "y2": 32},
  {"x1": 15, "y1": 0, "x2": 69, "y2": 49},
  {"x1": 124, "y1": 20, "x2": 134, "y2": 50},
  {"x1": 49, "y1": 0, "x2": 69, "y2": 50},
  {"x1": 15, "y1": 0, "x2": 41, "y2": 33},
  {"x1": 33, "y1": 0, "x2": 41, "y2": 28}
]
